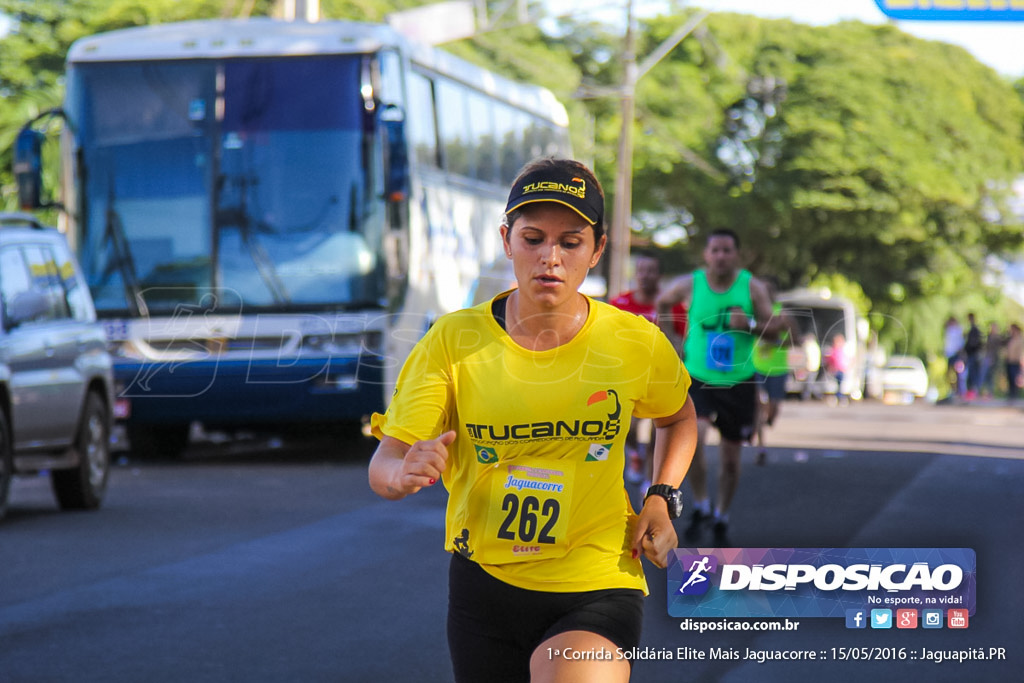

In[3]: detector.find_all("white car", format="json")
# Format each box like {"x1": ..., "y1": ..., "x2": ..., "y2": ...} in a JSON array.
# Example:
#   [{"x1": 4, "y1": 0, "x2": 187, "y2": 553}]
[{"x1": 878, "y1": 355, "x2": 929, "y2": 401}]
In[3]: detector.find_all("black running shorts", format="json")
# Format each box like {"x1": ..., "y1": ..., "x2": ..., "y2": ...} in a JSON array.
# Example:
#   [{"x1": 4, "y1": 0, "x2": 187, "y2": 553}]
[
  {"x1": 447, "y1": 552, "x2": 644, "y2": 683},
  {"x1": 755, "y1": 372, "x2": 788, "y2": 402},
  {"x1": 689, "y1": 376, "x2": 758, "y2": 442}
]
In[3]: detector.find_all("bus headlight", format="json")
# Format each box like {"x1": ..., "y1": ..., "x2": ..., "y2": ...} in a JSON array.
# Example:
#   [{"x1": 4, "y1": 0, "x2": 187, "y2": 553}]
[
  {"x1": 303, "y1": 331, "x2": 382, "y2": 356},
  {"x1": 108, "y1": 339, "x2": 147, "y2": 360}
]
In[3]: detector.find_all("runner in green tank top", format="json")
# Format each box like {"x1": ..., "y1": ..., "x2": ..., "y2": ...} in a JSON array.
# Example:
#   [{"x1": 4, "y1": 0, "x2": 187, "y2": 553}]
[
  {"x1": 657, "y1": 229, "x2": 777, "y2": 546},
  {"x1": 684, "y1": 269, "x2": 757, "y2": 385}
]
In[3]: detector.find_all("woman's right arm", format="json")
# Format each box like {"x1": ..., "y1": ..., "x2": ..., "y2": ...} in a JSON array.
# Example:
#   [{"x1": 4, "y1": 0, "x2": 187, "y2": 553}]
[{"x1": 368, "y1": 431, "x2": 456, "y2": 500}]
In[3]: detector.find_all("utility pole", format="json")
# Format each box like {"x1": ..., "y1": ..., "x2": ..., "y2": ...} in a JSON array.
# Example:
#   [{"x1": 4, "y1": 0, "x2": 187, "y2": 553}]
[
  {"x1": 606, "y1": 6, "x2": 710, "y2": 299},
  {"x1": 277, "y1": 0, "x2": 320, "y2": 21},
  {"x1": 608, "y1": 0, "x2": 637, "y2": 301}
]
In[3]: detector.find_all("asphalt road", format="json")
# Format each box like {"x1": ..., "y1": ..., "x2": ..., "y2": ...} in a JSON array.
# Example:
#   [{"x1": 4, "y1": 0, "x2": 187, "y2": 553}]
[{"x1": 0, "y1": 400, "x2": 1020, "y2": 682}]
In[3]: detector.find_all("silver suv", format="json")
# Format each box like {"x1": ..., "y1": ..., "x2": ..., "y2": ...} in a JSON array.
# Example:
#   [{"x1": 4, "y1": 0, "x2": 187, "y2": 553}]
[{"x1": 0, "y1": 213, "x2": 114, "y2": 520}]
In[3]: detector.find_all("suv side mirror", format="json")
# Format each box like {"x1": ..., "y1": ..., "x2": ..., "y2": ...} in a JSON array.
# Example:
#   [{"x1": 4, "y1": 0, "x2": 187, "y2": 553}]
[
  {"x1": 6, "y1": 290, "x2": 50, "y2": 329},
  {"x1": 13, "y1": 128, "x2": 45, "y2": 211}
]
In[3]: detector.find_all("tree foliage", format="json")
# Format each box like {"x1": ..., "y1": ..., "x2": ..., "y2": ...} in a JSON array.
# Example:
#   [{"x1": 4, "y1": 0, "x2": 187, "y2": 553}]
[
  {"x1": 1, "y1": 2, "x2": 1023, "y2": 361},
  {"x1": 612, "y1": 12, "x2": 1024, "y2": 357},
  {"x1": 625, "y1": 14, "x2": 1024, "y2": 280}
]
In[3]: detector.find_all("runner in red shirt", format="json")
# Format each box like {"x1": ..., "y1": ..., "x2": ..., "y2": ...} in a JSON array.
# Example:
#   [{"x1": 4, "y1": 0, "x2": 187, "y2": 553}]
[{"x1": 610, "y1": 253, "x2": 688, "y2": 486}]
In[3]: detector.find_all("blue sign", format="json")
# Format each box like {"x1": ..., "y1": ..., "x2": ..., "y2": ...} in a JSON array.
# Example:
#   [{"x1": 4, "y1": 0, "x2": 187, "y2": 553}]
[
  {"x1": 668, "y1": 548, "x2": 976, "y2": 618},
  {"x1": 875, "y1": 1, "x2": 1024, "y2": 21}
]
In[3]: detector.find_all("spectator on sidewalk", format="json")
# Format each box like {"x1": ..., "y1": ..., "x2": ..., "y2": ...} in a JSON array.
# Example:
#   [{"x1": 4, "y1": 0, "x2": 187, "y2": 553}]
[
  {"x1": 790, "y1": 332, "x2": 822, "y2": 401},
  {"x1": 963, "y1": 313, "x2": 983, "y2": 400},
  {"x1": 1006, "y1": 323, "x2": 1023, "y2": 403},
  {"x1": 981, "y1": 321, "x2": 1003, "y2": 399},
  {"x1": 943, "y1": 316, "x2": 965, "y2": 399},
  {"x1": 824, "y1": 333, "x2": 851, "y2": 405}
]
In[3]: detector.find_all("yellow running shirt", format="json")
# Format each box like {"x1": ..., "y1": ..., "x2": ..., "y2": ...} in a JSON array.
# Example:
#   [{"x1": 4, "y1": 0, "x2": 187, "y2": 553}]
[{"x1": 371, "y1": 291, "x2": 690, "y2": 594}]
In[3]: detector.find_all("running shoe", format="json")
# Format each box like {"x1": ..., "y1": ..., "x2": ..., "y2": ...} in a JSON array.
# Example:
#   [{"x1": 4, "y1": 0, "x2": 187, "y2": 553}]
[
  {"x1": 712, "y1": 520, "x2": 731, "y2": 547},
  {"x1": 683, "y1": 509, "x2": 707, "y2": 543}
]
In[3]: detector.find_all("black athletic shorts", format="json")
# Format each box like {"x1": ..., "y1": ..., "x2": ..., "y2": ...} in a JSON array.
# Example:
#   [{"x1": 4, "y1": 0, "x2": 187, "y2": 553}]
[
  {"x1": 755, "y1": 372, "x2": 788, "y2": 402},
  {"x1": 689, "y1": 376, "x2": 758, "y2": 442},
  {"x1": 447, "y1": 552, "x2": 644, "y2": 683}
]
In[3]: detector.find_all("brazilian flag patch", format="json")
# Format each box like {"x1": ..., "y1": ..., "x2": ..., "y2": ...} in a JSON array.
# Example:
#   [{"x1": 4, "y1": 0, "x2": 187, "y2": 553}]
[{"x1": 475, "y1": 445, "x2": 498, "y2": 464}]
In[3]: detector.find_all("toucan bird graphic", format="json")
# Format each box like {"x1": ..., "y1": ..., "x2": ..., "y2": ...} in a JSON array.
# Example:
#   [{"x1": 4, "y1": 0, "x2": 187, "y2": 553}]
[{"x1": 587, "y1": 389, "x2": 621, "y2": 421}]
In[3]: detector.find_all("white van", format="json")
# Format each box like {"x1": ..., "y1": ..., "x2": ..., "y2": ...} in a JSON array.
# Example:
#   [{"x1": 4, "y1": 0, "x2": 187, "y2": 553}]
[{"x1": 776, "y1": 288, "x2": 869, "y2": 401}]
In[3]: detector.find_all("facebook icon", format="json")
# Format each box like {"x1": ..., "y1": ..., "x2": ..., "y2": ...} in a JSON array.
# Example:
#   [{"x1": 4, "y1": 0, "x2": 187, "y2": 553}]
[{"x1": 845, "y1": 609, "x2": 867, "y2": 629}]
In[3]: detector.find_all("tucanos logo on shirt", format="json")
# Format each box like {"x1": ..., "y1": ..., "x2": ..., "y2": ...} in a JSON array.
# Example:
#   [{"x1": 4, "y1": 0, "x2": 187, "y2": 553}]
[{"x1": 465, "y1": 389, "x2": 622, "y2": 445}]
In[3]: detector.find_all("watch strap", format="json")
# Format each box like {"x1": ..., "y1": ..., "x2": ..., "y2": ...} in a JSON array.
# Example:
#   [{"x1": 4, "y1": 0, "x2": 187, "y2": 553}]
[
  {"x1": 644, "y1": 484, "x2": 682, "y2": 519},
  {"x1": 645, "y1": 484, "x2": 676, "y2": 499}
]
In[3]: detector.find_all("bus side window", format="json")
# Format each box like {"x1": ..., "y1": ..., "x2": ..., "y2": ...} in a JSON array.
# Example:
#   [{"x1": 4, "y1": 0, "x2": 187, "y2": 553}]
[
  {"x1": 436, "y1": 78, "x2": 472, "y2": 177},
  {"x1": 408, "y1": 70, "x2": 440, "y2": 169},
  {"x1": 466, "y1": 90, "x2": 497, "y2": 183},
  {"x1": 525, "y1": 116, "x2": 551, "y2": 159},
  {"x1": 495, "y1": 105, "x2": 524, "y2": 184}
]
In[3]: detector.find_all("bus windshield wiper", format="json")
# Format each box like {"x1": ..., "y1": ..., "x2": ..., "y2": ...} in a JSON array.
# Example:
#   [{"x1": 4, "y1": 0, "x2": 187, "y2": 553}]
[
  {"x1": 99, "y1": 183, "x2": 149, "y2": 317},
  {"x1": 214, "y1": 174, "x2": 291, "y2": 305}
]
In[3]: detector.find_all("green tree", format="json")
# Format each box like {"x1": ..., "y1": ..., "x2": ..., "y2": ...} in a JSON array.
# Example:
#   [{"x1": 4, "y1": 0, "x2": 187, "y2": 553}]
[{"x1": 614, "y1": 12, "x2": 1024, "y2": 358}]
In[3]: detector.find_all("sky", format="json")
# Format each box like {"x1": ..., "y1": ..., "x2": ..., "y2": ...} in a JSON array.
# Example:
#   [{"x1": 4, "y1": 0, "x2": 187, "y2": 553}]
[{"x1": 553, "y1": 0, "x2": 1024, "y2": 78}]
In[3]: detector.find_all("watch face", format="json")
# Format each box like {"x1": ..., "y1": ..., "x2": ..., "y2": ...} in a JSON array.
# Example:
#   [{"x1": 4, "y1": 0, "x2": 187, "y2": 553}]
[
  {"x1": 648, "y1": 486, "x2": 684, "y2": 519},
  {"x1": 668, "y1": 491, "x2": 684, "y2": 518}
]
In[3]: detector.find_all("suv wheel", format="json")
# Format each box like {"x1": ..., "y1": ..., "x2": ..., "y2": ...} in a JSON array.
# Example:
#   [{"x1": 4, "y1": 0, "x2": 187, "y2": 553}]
[
  {"x1": 0, "y1": 410, "x2": 11, "y2": 520},
  {"x1": 52, "y1": 392, "x2": 110, "y2": 510}
]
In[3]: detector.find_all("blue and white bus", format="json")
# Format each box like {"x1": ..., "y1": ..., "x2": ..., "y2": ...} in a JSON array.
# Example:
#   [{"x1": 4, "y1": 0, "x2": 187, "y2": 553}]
[{"x1": 15, "y1": 19, "x2": 571, "y2": 456}]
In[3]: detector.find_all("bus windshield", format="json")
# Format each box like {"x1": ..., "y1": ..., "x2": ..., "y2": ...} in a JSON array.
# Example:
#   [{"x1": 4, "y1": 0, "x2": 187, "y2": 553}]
[{"x1": 71, "y1": 55, "x2": 383, "y2": 314}]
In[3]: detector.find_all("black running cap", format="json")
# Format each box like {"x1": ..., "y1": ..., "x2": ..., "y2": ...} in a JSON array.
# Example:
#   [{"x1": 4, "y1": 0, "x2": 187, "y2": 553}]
[{"x1": 504, "y1": 168, "x2": 603, "y2": 225}]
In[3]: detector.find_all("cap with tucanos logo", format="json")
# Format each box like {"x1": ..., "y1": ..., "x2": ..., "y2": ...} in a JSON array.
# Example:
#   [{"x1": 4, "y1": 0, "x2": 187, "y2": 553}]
[{"x1": 505, "y1": 167, "x2": 604, "y2": 226}]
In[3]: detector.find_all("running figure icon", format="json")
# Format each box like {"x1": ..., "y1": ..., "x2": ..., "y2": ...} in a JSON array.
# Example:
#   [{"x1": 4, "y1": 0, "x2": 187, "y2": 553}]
[{"x1": 679, "y1": 556, "x2": 712, "y2": 594}]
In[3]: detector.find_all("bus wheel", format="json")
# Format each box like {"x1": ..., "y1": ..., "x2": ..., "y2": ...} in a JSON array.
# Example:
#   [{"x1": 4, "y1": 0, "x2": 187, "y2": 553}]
[
  {"x1": 53, "y1": 392, "x2": 111, "y2": 510},
  {"x1": 127, "y1": 423, "x2": 190, "y2": 459}
]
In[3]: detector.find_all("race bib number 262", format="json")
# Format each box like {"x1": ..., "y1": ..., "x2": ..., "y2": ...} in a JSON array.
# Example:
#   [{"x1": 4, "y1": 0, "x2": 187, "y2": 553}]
[{"x1": 478, "y1": 458, "x2": 575, "y2": 564}]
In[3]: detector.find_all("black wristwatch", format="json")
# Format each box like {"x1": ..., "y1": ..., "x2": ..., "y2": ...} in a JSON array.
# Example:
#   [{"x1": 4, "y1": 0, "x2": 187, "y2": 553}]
[{"x1": 644, "y1": 484, "x2": 683, "y2": 520}]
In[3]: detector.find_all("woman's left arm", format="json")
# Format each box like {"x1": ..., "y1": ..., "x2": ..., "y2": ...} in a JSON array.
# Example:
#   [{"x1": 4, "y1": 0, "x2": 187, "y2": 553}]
[{"x1": 631, "y1": 396, "x2": 698, "y2": 568}]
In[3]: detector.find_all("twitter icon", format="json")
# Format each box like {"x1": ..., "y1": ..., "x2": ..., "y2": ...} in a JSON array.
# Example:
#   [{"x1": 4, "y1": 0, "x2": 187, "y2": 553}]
[{"x1": 870, "y1": 609, "x2": 892, "y2": 629}]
